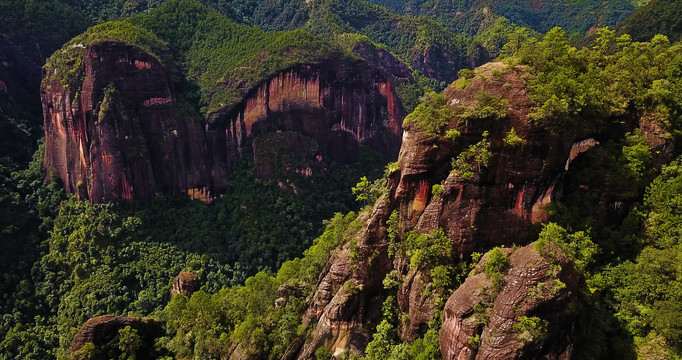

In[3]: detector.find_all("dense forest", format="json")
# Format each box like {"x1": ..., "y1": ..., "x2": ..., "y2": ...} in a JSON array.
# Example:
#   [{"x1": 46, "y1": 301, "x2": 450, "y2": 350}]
[{"x1": 2, "y1": 0, "x2": 682, "y2": 359}]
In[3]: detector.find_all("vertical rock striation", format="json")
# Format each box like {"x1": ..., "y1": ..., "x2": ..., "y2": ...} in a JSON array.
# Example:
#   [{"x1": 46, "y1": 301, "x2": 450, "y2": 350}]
[
  {"x1": 42, "y1": 41, "x2": 210, "y2": 202},
  {"x1": 42, "y1": 42, "x2": 405, "y2": 202}
]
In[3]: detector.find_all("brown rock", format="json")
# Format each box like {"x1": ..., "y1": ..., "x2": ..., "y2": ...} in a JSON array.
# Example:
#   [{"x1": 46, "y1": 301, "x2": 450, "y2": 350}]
[
  {"x1": 67, "y1": 315, "x2": 163, "y2": 359},
  {"x1": 42, "y1": 41, "x2": 210, "y2": 203},
  {"x1": 284, "y1": 197, "x2": 394, "y2": 360},
  {"x1": 395, "y1": 63, "x2": 574, "y2": 256},
  {"x1": 440, "y1": 242, "x2": 579, "y2": 360},
  {"x1": 170, "y1": 271, "x2": 200, "y2": 297}
]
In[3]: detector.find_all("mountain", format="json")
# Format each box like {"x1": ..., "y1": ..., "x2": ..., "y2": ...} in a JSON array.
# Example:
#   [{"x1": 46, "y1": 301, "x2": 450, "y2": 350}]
[
  {"x1": 59, "y1": 27, "x2": 682, "y2": 359},
  {"x1": 41, "y1": 1, "x2": 409, "y2": 202},
  {"x1": 617, "y1": 0, "x2": 682, "y2": 42},
  {"x1": 368, "y1": 0, "x2": 639, "y2": 36},
  {"x1": 3, "y1": 0, "x2": 682, "y2": 359}
]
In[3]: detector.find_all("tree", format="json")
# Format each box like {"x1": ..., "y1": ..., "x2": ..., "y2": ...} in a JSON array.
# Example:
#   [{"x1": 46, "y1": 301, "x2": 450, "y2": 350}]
[{"x1": 118, "y1": 326, "x2": 141, "y2": 360}]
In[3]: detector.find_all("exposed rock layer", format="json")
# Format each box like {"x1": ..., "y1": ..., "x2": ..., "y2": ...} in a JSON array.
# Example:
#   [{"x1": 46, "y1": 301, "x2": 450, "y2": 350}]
[
  {"x1": 440, "y1": 243, "x2": 579, "y2": 360},
  {"x1": 67, "y1": 315, "x2": 163, "y2": 359},
  {"x1": 170, "y1": 271, "x2": 200, "y2": 298},
  {"x1": 42, "y1": 41, "x2": 405, "y2": 202}
]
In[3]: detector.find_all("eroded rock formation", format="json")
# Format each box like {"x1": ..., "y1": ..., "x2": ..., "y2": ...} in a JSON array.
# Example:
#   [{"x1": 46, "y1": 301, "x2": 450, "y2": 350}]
[
  {"x1": 396, "y1": 62, "x2": 572, "y2": 256},
  {"x1": 42, "y1": 41, "x2": 210, "y2": 202},
  {"x1": 439, "y1": 242, "x2": 579, "y2": 360},
  {"x1": 279, "y1": 62, "x2": 589, "y2": 359},
  {"x1": 42, "y1": 41, "x2": 406, "y2": 202},
  {"x1": 170, "y1": 271, "x2": 200, "y2": 297},
  {"x1": 67, "y1": 315, "x2": 163, "y2": 359}
]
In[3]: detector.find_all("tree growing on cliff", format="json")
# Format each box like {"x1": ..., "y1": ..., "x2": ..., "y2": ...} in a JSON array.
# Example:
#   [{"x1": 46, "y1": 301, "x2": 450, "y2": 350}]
[
  {"x1": 403, "y1": 92, "x2": 455, "y2": 139},
  {"x1": 451, "y1": 131, "x2": 492, "y2": 180}
]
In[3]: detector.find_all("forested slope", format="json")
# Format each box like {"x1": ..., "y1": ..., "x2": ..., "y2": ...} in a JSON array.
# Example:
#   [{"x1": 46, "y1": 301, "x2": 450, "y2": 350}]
[{"x1": 2, "y1": 0, "x2": 682, "y2": 359}]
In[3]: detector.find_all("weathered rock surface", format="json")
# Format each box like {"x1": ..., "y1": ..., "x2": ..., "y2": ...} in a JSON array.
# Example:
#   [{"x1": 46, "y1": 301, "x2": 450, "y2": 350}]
[
  {"x1": 397, "y1": 62, "x2": 572, "y2": 256},
  {"x1": 67, "y1": 315, "x2": 163, "y2": 359},
  {"x1": 440, "y1": 242, "x2": 579, "y2": 360},
  {"x1": 282, "y1": 62, "x2": 591, "y2": 357},
  {"x1": 43, "y1": 41, "x2": 210, "y2": 202},
  {"x1": 283, "y1": 197, "x2": 393, "y2": 360},
  {"x1": 170, "y1": 271, "x2": 200, "y2": 297},
  {"x1": 206, "y1": 61, "x2": 405, "y2": 191},
  {"x1": 43, "y1": 41, "x2": 406, "y2": 202}
]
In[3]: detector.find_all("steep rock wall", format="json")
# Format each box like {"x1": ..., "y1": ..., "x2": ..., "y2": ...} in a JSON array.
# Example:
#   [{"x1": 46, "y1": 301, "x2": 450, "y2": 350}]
[
  {"x1": 440, "y1": 243, "x2": 579, "y2": 360},
  {"x1": 42, "y1": 41, "x2": 210, "y2": 202},
  {"x1": 206, "y1": 61, "x2": 404, "y2": 191},
  {"x1": 396, "y1": 62, "x2": 570, "y2": 256},
  {"x1": 42, "y1": 42, "x2": 405, "y2": 202}
]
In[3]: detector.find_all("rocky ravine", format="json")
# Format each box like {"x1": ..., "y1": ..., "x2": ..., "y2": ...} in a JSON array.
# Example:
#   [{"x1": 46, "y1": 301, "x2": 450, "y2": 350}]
[{"x1": 42, "y1": 40, "x2": 406, "y2": 203}]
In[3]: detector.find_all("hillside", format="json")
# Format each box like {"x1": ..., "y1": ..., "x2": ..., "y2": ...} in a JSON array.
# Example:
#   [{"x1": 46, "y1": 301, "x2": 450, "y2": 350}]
[
  {"x1": 369, "y1": 0, "x2": 639, "y2": 36},
  {"x1": 617, "y1": 0, "x2": 682, "y2": 42},
  {"x1": 2, "y1": 0, "x2": 682, "y2": 359}
]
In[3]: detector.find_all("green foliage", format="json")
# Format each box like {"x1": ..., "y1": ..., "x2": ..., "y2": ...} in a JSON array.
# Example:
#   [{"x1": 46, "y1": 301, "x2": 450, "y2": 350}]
[
  {"x1": 508, "y1": 26, "x2": 682, "y2": 137},
  {"x1": 622, "y1": 130, "x2": 653, "y2": 182},
  {"x1": 459, "y1": 91, "x2": 509, "y2": 120},
  {"x1": 535, "y1": 223, "x2": 599, "y2": 271},
  {"x1": 483, "y1": 247, "x2": 511, "y2": 289},
  {"x1": 117, "y1": 326, "x2": 141, "y2": 360},
  {"x1": 127, "y1": 0, "x2": 343, "y2": 114},
  {"x1": 617, "y1": 0, "x2": 682, "y2": 42},
  {"x1": 451, "y1": 132, "x2": 492, "y2": 180},
  {"x1": 503, "y1": 127, "x2": 524, "y2": 147},
  {"x1": 402, "y1": 229, "x2": 453, "y2": 270},
  {"x1": 431, "y1": 184, "x2": 444, "y2": 198},
  {"x1": 44, "y1": 21, "x2": 167, "y2": 87},
  {"x1": 383, "y1": 270, "x2": 402, "y2": 290},
  {"x1": 513, "y1": 316, "x2": 548, "y2": 346},
  {"x1": 403, "y1": 92, "x2": 454, "y2": 139},
  {"x1": 158, "y1": 210, "x2": 361, "y2": 359}
]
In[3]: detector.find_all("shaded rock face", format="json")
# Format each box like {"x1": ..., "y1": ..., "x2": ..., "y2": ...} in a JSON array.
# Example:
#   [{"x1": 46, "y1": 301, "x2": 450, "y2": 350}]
[
  {"x1": 206, "y1": 61, "x2": 405, "y2": 191},
  {"x1": 439, "y1": 242, "x2": 579, "y2": 360},
  {"x1": 170, "y1": 271, "x2": 200, "y2": 297},
  {"x1": 0, "y1": 36, "x2": 44, "y2": 114},
  {"x1": 351, "y1": 41, "x2": 412, "y2": 80},
  {"x1": 67, "y1": 315, "x2": 163, "y2": 359},
  {"x1": 282, "y1": 198, "x2": 394, "y2": 360},
  {"x1": 43, "y1": 42, "x2": 406, "y2": 202}
]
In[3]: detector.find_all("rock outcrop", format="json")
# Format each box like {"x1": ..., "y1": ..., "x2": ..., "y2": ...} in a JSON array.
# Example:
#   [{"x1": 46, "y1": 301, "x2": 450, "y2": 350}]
[
  {"x1": 42, "y1": 41, "x2": 210, "y2": 202},
  {"x1": 279, "y1": 62, "x2": 590, "y2": 358},
  {"x1": 439, "y1": 242, "x2": 579, "y2": 360},
  {"x1": 170, "y1": 271, "x2": 200, "y2": 297},
  {"x1": 42, "y1": 41, "x2": 406, "y2": 203},
  {"x1": 67, "y1": 315, "x2": 163, "y2": 359},
  {"x1": 283, "y1": 198, "x2": 394, "y2": 359},
  {"x1": 396, "y1": 62, "x2": 572, "y2": 256}
]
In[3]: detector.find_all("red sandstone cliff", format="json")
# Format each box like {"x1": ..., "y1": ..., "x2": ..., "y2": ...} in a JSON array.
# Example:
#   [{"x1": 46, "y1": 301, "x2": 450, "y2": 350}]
[
  {"x1": 42, "y1": 41, "x2": 406, "y2": 202},
  {"x1": 42, "y1": 41, "x2": 210, "y2": 202},
  {"x1": 206, "y1": 61, "x2": 405, "y2": 191},
  {"x1": 277, "y1": 62, "x2": 585, "y2": 359}
]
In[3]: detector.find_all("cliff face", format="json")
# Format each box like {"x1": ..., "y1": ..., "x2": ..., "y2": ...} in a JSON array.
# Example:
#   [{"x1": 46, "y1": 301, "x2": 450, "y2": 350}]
[
  {"x1": 42, "y1": 41, "x2": 210, "y2": 202},
  {"x1": 206, "y1": 61, "x2": 405, "y2": 190},
  {"x1": 42, "y1": 42, "x2": 405, "y2": 202},
  {"x1": 396, "y1": 62, "x2": 570, "y2": 256},
  {"x1": 278, "y1": 62, "x2": 588, "y2": 358}
]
